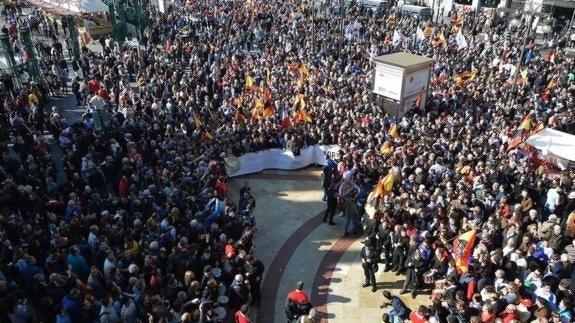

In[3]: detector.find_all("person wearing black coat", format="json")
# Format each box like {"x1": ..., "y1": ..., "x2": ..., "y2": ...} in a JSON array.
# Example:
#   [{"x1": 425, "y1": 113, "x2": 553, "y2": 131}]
[
  {"x1": 401, "y1": 248, "x2": 427, "y2": 299},
  {"x1": 377, "y1": 221, "x2": 393, "y2": 270},
  {"x1": 361, "y1": 240, "x2": 379, "y2": 292},
  {"x1": 322, "y1": 172, "x2": 340, "y2": 225},
  {"x1": 391, "y1": 227, "x2": 409, "y2": 274},
  {"x1": 428, "y1": 248, "x2": 449, "y2": 278}
]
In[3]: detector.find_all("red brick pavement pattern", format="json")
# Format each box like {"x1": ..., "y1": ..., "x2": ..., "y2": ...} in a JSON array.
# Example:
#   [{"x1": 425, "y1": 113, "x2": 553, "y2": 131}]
[
  {"x1": 310, "y1": 236, "x2": 360, "y2": 322},
  {"x1": 256, "y1": 210, "x2": 324, "y2": 323}
]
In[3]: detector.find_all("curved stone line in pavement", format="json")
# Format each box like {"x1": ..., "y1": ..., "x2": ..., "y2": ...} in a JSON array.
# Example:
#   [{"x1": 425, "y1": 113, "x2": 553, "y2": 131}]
[
  {"x1": 256, "y1": 210, "x2": 324, "y2": 323},
  {"x1": 311, "y1": 236, "x2": 360, "y2": 322}
]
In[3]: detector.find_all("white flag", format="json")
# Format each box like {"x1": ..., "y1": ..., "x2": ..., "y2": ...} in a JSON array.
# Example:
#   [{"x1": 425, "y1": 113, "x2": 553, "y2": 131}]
[
  {"x1": 456, "y1": 31, "x2": 468, "y2": 50},
  {"x1": 416, "y1": 27, "x2": 425, "y2": 41},
  {"x1": 393, "y1": 30, "x2": 402, "y2": 47}
]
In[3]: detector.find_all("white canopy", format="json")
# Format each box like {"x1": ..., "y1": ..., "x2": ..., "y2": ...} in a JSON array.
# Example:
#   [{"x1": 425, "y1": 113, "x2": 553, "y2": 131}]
[
  {"x1": 526, "y1": 128, "x2": 575, "y2": 162},
  {"x1": 77, "y1": 0, "x2": 108, "y2": 13}
]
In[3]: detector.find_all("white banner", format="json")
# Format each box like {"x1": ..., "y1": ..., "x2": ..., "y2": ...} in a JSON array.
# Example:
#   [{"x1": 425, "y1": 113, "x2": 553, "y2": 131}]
[{"x1": 225, "y1": 145, "x2": 341, "y2": 177}]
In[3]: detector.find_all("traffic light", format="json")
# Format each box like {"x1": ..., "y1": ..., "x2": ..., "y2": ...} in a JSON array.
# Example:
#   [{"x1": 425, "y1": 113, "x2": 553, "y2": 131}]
[
  {"x1": 454, "y1": 0, "x2": 473, "y2": 5},
  {"x1": 481, "y1": 0, "x2": 501, "y2": 8}
]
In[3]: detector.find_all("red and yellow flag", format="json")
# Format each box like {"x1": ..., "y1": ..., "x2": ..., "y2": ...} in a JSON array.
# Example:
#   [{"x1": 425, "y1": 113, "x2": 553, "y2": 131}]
[
  {"x1": 380, "y1": 141, "x2": 393, "y2": 154},
  {"x1": 531, "y1": 121, "x2": 545, "y2": 134},
  {"x1": 518, "y1": 114, "x2": 532, "y2": 131},
  {"x1": 381, "y1": 173, "x2": 394, "y2": 194},
  {"x1": 454, "y1": 229, "x2": 477, "y2": 274},
  {"x1": 235, "y1": 110, "x2": 247, "y2": 128},
  {"x1": 365, "y1": 173, "x2": 394, "y2": 218},
  {"x1": 430, "y1": 33, "x2": 445, "y2": 46},
  {"x1": 453, "y1": 71, "x2": 476, "y2": 85},
  {"x1": 292, "y1": 109, "x2": 312, "y2": 124},
  {"x1": 451, "y1": 18, "x2": 464, "y2": 33},
  {"x1": 251, "y1": 98, "x2": 264, "y2": 120},
  {"x1": 263, "y1": 101, "x2": 275, "y2": 118},
  {"x1": 245, "y1": 75, "x2": 255, "y2": 89},
  {"x1": 415, "y1": 87, "x2": 425, "y2": 109},
  {"x1": 193, "y1": 113, "x2": 203, "y2": 129},
  {"x1": 202, "y1": 130, "x2": 213, "y2": 141},
  {"x1": 547, "y1": 78, "x2": 557, "y2": 89},
  {"x1": 389, "y1": 123, "x2": 399, "y2": 138},
  {"x1": 294, "y1": 93, "x2": 307, "y2": 110}
]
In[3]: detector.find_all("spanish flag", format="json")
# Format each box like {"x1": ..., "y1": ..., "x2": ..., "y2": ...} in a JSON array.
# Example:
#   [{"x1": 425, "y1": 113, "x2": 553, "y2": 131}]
[
  {"x1": 430, "y1": 33, "x2": 445, "y2": 47},
  {"x1": 263, "y1": 100, "x2": 275, "y2": 118},
  {"x1": 299, "y1": 63, "x2": 309, "y2": 80},
  {"x1": 507, "y1": 136, "x2": 523, "y2": 151},
  {"x1": 294, "y1": 93, "x2": 307, "y2": 110},
  {"x1": 415, "y1": 87, "x2": 425, "y2": 109},
  {"x1": 454, "y1": 229, "x2": 477, "y2": 274},
  {"x1": 251, "y1": 107, "x2": 261, "y2": 120},
  {"x1": 365, "y1": 173, "x2": 394, "y2": 218},
  {"x1": 193, "y1": 113, "x2": 203, "y2": 129},
  {"x1": 245, "y1": 75, "x2": 255, "y2": 89},
  {"x1": 380, "y1": 141, "x2": 393, "y2": 154},
  {"x1": 451, "y1": 18, "x2": 464, "y2": 33},
  {"x1": 235, "y1": 110, "x2": 247, "y2": 128},
  {"x1": 292, "y1": 109, "x2": 312, "y2": 124},
  {"x1": 547, "y1": 78, "x2": 557, "y2": 90},
  {"x1": 453, "y1": 71, "x2": 476, "y2": 85},
  {"x1": 518, "y1": 114, "x2": 532, "y2": 131},
  {"x1": 252, "y1": 98, "x2": 264, "y2": 120},
  {"x1": 531, "y1": 121, "x2": 545, "y2": 134},
  {"x1": 381, "y1": 173, "x2": 394, "y2": 194},
  {"x1": 389, "y1": 123, "x2": 399, "y2": 138},
  {"x1": 202, "y1": 130, "x2": 213, "y2": 141}
]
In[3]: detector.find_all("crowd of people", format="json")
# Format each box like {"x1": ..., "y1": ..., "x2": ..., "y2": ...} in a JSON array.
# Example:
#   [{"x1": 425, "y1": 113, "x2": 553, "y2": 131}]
[{"x1": 0, "y1": 0, "x2": 575, "y2": 322}]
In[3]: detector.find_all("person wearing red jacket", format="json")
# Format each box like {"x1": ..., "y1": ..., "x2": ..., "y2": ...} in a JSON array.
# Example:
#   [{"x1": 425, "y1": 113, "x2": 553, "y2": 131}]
[
  {"x1": 117, "y1": 176, "x2": 129, "y2": 198},
  {"x1": 409, "y1": 305, "x2": 430, "y2": 323},
  {"x1": 285, "y1": 281, "x2": 312, "y2": 322},
  {"x1": 234, "y1": 304, "x2": 252, "y2": 323},
  {"x1": 498, "y1": 304, "x2": 519, "y2": 323}
]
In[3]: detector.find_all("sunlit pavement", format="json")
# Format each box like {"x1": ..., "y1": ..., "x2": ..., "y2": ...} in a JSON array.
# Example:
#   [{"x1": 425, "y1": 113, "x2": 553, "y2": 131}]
[{"x1": 229, "y1": 169, "x2": 430, "y2": 323}]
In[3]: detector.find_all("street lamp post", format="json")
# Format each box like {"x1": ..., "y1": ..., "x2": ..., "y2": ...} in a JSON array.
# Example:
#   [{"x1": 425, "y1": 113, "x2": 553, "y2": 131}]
[
  {"x1": 505, "y1": 2, "x2": 547, "y2": 108},
  {"x1": 506, "y1": 16, "x2": 531, "y2": 107}
]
